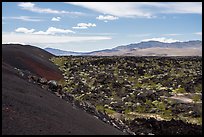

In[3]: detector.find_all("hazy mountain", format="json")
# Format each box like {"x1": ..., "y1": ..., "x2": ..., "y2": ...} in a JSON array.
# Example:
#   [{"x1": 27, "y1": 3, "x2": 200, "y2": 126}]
[
  {"x1": 89, "y1": 40, "x2": 202, "y2": 56},
  {"x1": 113, "y1": 40, "x2": 202, "y2": 50},
  {"x1": 44, "y1": 47, "x2": 86, "y2": 56},
  {"x1": 45, "y1": 40, "x2": 202, "y2": 56}
]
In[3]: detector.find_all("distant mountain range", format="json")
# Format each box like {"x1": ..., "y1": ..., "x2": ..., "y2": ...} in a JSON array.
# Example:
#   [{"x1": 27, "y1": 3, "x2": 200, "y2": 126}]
[
  {"x1": 44, "y1": 40, "x2": 202, "y2": 56},
  {"x1": 113, "y1": 40, "x2": 202, "y2": 50},
  {"x1": 44, "y1": 47, "x2": 86, "y2": 56}
]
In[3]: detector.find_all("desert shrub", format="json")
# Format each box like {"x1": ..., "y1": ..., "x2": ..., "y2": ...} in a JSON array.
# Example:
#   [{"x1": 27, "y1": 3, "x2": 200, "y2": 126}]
[
  {"x1": 152, "y1": 100, "x2": 166, "y2": 112},
  {"x1": 172, "y1": 87, "x2": 186, "y2": 94},
  {"x1": 163, "y1": 109, "x2": 173, "y2": 118},
  {"x1": 192, "y1": 94, "x2": 201, "y2": 103},
  {"x1": 194, "y1": 84, "x2": 202, "y2": 93},
  {"x1": 57, "y1": 79, "x2": 67, "y2": 87},
  {"x1": 51, "y1": 57, "x2": 66, "y2": 67},
  {"x1": 96, "y1": 105, "x2": 105, "y2": 112},
  {"x1": 136, "y1": 105, "x2": 146, "y2": 113},
  {"x1": 124, "y1": 108, "x2": 132, "y2": 115},
  {"x1": 105, "y1": 108, "x2": 116, "y2": 115},
  {"x1": 145, "y1": 99, "x2": 153, "y2": 107}
]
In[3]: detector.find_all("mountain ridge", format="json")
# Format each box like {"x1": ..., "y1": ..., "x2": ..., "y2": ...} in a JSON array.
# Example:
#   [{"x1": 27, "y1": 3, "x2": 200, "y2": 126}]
[
  {"x1": 44, "y1": 40, "x2": 202, "y2": 56},
  {"x1": 113, "y1": 40, "x2": 202, "y2": 50},
  {"x1": 44, "y1": 47, "x2": 85, "y2": 56}
]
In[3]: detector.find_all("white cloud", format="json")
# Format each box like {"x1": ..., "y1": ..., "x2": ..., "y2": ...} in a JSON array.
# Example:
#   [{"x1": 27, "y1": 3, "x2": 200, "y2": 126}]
[
  {"x1": 15, "y1": 27, "x2": 75, "y2": 35},
  {"x1": 3, "y1": 16, "x2": 43, "y2": 22},
  {"x1": 43, "y1": 27, "x2": 75, "y2": 34},
  {"x1": 72, "y1": 23, "x2": 96, "y2": 29},
  {"x1": 96, "y1": 15, "x2": 119, "y2": 21},
  {"x1": 2, "y1": 32, "x2": 111, "y2": 45},
  {"x1": 72, "y1": 26, "x2": 88, "y2": 29},
  {"x1": 51, "y1": 17, "x2": 61, "y2": 21},
  {"x1": 67, "y1": 2, "x2": 151, "y2": 18},
  {"x1": 67, "y1": 2, "x2": 201, "y2": 18},
  {"x1": 79, "y1": 23, "x2": 96, "y2": 27},
  {"x1": 78, "y1": 32, "x2": 116, "y2": 36},
  {"x1": 194, "y1": 32, "x2": 202, "y2": 36},
  {"x1": 18, "y1": 2, "x2": 34, "y2": 8},
  {"x1": 33, "y1": 27, "x2": 75, "y2": 35},
  {"x1": 32, "y1": 31, "x2": 48, "y2": 35},
  {"x1": 159, "y1": 3, "x2": 202, "y2": 14},
  {"x1": 18, "y1": 2, "x2": 84, "y2": 16},
  {"x1": 15, "y1": 27, "x2": 35, "y2": 34},
  {"x1": 141, "y1": 37, "x2": 181, "y2": 43},
  {"x1": 3, "y1": 42, "x2": 26, "y2": 45}
]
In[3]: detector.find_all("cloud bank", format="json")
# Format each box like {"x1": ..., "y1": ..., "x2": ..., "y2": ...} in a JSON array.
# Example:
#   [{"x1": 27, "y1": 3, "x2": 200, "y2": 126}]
[
  {"x1": 141, "y1": 37, "x2": 181, "y2": 43},
  {"x1": 18, "y1": 2, "x2": 84, "y2": 16},
  {"x1": 67, "y1": 2, "x2": 201, "y2": 18},
  {"x1": 2, "y1": 32, "x2": 111, "y2": 45},
  {"x1": 3, "y1": 16, "x2": 43, "y2": 22},
  {"x1": 15, "y1": 27, "x2": 75, "y2": 35}
]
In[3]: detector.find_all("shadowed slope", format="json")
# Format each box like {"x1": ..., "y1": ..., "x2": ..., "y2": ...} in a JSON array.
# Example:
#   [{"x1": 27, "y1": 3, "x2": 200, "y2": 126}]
[
  {"x1": 2, "y1": 44, "x2": 63, "y2": 80},
  {"x1": 2, "y1": 44, "x2": 126, "y2": 135}
]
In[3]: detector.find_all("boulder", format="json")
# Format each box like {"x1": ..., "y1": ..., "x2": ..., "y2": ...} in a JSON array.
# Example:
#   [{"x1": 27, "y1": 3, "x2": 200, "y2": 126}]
[
  {"x1": 31, "y1": 75, "x2": 39, "y2": 81},
  {"x1": 39, "y1": 77, "x2": 47, "y2": 84},
  {"x1": 48, "y1": 80, "x2": 58, "y2": 91},
  {"x1": 41, "y1": 85, "x2": 49, "y2": 90}
]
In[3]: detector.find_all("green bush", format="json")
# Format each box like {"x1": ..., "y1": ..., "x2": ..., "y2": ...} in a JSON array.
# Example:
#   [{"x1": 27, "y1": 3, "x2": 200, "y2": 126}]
[
  {"x1": 192, "y1": 94, "x2": 200, "y2": 103},
  {"x1": 105, "y1": 108, "x2": 116, "y2": 115},
  {"x1": 172, "y1": 87, "x2": 186, "y2": 94},
  {"x1": 96, "y1": 105, "x2": 105, "y2": 112},
  {"x1": 136, "y1": 105, "x2": 146, "y2": 113}
]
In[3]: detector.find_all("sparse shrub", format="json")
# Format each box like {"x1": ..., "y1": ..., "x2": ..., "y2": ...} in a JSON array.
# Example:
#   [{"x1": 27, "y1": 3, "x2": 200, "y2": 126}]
[
  {"x1": 145, "y1": 99, "x2": 153, "y2": 108},
  {"x1": 172, "y1": 87, "x2": 186, "y2": 94},
  {"x1": 58, "y1": 79, "x2": 67, "y2": 87},
  {"x1": 136, "y1": 105, "x2": 146, "y2": 113},
  {"x1": 163, "y1": 109, "x2": 172, "y2": 118},
  {"x1": 194, "y1": 84, "x2": 202, "y2": 93},
  {"x1": 192, "y1": 94, "x2": 200, "y2": 103},
  {"x1": 96, "y1": 105, "x2": 105, "y2": 112},
  {"x1": 105, "y1": 108, "x2": 116, "y2": 115},
  {"x1": 124, "y1": 108, "x2": 132, "y2": 115},
  {"x1": 152, "y1": 100, "x2": 166, "y2": 112},
  {"x1": 51, "y1": 56, "x2": 202, "y2": 125}
]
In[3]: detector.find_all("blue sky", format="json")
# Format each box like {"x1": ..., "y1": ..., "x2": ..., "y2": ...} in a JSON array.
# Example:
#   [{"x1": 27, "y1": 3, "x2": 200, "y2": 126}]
[{"x1": 2, "y1": 2, "x2": 202, "y2": 52}]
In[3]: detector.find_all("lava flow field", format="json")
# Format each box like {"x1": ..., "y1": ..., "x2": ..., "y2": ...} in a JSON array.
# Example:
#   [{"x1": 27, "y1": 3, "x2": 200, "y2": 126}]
[{"x1": 51, "y1": 56, "x2": 202, "y2": 135}]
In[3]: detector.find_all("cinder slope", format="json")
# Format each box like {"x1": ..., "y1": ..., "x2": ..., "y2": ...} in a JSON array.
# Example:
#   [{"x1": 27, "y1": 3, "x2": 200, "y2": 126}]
[
  {"x1": 2, "y1": 44, "x2": 63, "y2": 80},
  {"x1": 2, "y1": 44, "x2": 125, "y2": 135}
]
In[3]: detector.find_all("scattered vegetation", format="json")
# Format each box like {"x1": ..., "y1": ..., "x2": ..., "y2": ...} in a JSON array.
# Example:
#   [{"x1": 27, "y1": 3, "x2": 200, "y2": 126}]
[{"x1": 51, "y1": 56, "x2": 202, "y2": 127}]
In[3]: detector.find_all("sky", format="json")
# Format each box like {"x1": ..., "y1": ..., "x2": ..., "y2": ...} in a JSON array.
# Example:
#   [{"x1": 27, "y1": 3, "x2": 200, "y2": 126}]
[{"x1": 2, "y1": 2, "x2": 202, "y2": 52}]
